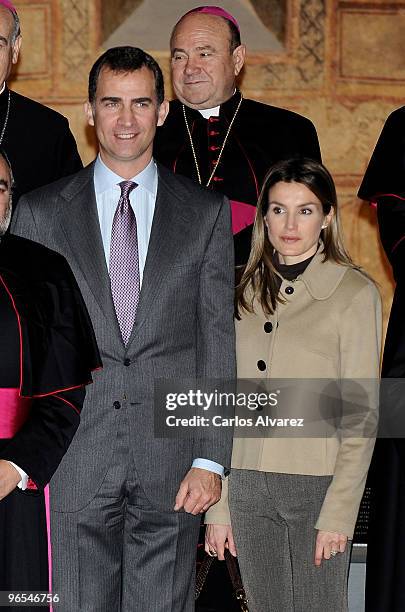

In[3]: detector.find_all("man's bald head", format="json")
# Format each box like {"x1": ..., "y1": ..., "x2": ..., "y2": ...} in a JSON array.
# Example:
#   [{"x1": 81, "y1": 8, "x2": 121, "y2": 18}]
[{"x1": 171, "y1": 6, "x2": 241, "y2": 53}]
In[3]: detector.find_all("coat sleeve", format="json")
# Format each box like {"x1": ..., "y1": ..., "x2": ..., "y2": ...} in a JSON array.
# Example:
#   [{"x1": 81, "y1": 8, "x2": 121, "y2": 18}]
[
  {"x1": 376, "y1": 194, "x2": 405, "y2": 278},
  {"x1": 204, "y1": 476, "x2": 231, "y2": 525},
  {"x1": 357, "y1": 112, "x2": 405, "y2": 276},
  {"x1": 296, "y1": 117, "x2": 322, "y2": 162},
  {"x1": 0, "y1": 387, "x2": 85, "y2": 490},
  {"x1": 315, "y1": 281, "x2": 382, "y2": 538},
  {"x1": 193, "y1": 195, "x2": 236, "y2": 470},
  {"x1": 358, "y1": 109, "x2": 405, "y2": 201}
]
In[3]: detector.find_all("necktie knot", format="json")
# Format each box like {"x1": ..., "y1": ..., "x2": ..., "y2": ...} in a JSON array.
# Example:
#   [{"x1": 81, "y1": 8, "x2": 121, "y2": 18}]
[{"x1": 119, "y1": 180, "x2": 137, "y2": 200}]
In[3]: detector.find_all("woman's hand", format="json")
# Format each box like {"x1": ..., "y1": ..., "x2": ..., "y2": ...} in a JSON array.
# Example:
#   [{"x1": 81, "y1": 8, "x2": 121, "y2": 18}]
[
  {"x1": 205, "y1": 524, "x2": 237, "y2": 560},
  {"x1": 314, "y1": 530, "x2": 348, "y2": 566}
]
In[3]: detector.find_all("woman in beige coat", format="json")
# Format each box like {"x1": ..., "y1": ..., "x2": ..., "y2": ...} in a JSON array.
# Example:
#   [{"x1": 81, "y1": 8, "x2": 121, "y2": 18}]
[{"x1": 205, "y1": 158, "x2": 381, "y2": 612}]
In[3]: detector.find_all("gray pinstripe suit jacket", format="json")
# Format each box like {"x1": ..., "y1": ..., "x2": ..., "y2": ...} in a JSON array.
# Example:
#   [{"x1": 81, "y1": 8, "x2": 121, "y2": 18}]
[{"x1": 11, "y1": 161, "x2": 236, "y2": 513}]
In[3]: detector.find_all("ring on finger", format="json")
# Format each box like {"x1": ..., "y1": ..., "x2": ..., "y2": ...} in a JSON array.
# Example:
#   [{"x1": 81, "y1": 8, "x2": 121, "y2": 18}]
[{"x1": 330, "y1": 550, "x2": 338, "y2": 557}]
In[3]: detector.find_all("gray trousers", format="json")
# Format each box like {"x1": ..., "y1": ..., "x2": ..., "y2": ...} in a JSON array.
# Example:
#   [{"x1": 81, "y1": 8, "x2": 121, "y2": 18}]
[
  {"x1": 50, "y1": 415, "x2": 200, "y2": 611},
  {"x1": 229, "y1": 469, "x2": 351, "y2": 612}
]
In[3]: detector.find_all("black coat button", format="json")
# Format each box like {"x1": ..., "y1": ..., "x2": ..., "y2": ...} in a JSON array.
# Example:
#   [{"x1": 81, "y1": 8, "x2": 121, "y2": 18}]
[
  {"x1": 285, "y1": 286, "x2": 294, "y2": 295},
  {"x1": 124, "y1": 358, "x2": 131, "y2": 366},
  {"x1": 113, "y1": 401, "x2": 121, "y2": 410},
  {"x1": 257, "y1": 360, "x2": 266, "y2": 371},
  {"x1": 264, "y1": 322, "x2": 273, "y2": 333}
]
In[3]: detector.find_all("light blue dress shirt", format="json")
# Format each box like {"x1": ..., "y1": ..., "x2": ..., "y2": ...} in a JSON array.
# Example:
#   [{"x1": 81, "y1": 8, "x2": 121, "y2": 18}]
[{"x1": 94, "y1": 155, "x2": 224, "y2": 478}]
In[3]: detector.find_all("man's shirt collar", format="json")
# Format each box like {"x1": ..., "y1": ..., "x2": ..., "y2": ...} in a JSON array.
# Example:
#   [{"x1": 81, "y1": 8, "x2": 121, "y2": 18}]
[{"x1": 94, "y1": 155, "x2": 157, "y2": 196}]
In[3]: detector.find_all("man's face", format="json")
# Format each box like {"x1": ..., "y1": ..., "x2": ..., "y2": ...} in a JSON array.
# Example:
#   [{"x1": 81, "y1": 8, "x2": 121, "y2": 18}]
[
  {"x1": 0, "y1": 6, "x2": 21, "y2": 87},
  {"x1": 171, "y1": 13, "x2": 245, "y2": 110},
  {"x1": 85, "y1": 66, "x2": 168, "y2": 177},
  {"x1": 0, "y1": 155, "x2": 12, "y2": 235}
]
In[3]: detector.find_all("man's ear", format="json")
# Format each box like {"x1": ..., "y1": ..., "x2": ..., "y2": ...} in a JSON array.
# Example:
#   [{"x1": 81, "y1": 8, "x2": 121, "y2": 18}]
[
  {"x1": 84, "y1": 100, "x2": 95, "y2": 127},
  {"x1": 11, "y1": 35, "x2": 21, "y2": 65},
  {"x1": 233, "y1": 44, "x2": 246, "y2": 77},
  {"x1": 157, "y1": 99, "x2": 170, "y2": 127}
]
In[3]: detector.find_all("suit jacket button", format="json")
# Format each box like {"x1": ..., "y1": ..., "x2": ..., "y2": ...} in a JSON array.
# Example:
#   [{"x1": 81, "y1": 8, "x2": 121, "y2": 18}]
[
  {"x1": 124, "y1": 358, "x2": 131, "y2": 366},
  {"x1": 285, "y1": 286, "x2": 294, "y2": 295},
  {"x1": 264, "y1": 322, "x2": 273, "y2": 333},
  {"x1": 113, "y1": 401, "x2": 121, "y2": 410},
  {"x1": 257, "y1": 360, "x2": 266, "y2": 371}
]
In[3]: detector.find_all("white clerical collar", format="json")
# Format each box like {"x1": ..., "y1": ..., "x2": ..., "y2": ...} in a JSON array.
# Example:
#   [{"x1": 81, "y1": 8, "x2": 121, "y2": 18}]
[
  {"x1": 197, "y1": 89, "x2": 237, "y2": 119},
  {"x1": 0, "y1": 83, "x2": 6, "y2": 95},
  {"x1": 198, "y1": 106, "x2": 220, "y2": 119}
]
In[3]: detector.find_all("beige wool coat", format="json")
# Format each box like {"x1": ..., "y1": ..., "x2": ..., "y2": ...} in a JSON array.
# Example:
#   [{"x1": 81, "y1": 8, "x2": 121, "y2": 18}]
[{"x1": 206, "y1": 251, "x2": 382, "y2": 538}]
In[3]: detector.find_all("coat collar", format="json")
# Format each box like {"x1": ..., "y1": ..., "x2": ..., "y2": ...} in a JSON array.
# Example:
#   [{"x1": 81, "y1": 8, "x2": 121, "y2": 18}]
[{"x1": 296, "y1": 245, "x2": 350, "y2": 300}]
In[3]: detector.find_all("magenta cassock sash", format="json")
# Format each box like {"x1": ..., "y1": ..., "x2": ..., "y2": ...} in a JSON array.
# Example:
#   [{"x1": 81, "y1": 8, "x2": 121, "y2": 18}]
[{"x1": 0, "y1": 388, "x2": 32, "y2": 437}]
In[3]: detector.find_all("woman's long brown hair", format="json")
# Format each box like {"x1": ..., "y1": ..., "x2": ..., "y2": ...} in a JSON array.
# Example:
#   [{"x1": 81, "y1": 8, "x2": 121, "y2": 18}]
[{"x1": 236, "y1": 157, "x2": 357, "y2": 317}]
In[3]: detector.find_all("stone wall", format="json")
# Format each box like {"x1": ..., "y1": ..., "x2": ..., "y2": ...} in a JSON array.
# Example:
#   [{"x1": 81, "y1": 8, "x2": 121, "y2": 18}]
[{"x1": 100, "y1": 0, "x2": 140, "y2": 40}]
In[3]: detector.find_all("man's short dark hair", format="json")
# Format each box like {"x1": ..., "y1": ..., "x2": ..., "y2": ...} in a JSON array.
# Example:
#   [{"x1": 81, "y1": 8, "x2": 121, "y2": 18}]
[{"x1": 88, "y1": 46, "x2": 165, "y2": 105}]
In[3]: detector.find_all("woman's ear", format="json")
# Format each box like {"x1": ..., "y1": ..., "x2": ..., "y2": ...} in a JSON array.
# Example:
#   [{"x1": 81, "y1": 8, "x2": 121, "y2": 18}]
[{"x1": 322, "y1": 207, "x2": 334, "y2": 229}]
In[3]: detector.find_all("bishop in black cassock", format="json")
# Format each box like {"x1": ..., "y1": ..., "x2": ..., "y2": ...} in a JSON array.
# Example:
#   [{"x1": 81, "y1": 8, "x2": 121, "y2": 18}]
[
  {"x1": 0, "y1": 0, "x2": 82, "y2": 206},
  {"x1": 0, "y1": 149, "x2": 100, "y2": 610},
  {"x1": 0, "y1": 85, "x2": 82, "y2": 206},
  {"x1": 154, "y1": 7, "x2": 321, "y2": 266},
  {"x1": 358, "y1": 107, "x2": 405, "y2": 612}
]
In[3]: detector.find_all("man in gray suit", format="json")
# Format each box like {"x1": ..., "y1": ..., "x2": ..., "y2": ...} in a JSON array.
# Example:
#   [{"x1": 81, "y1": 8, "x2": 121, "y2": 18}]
[{"x1": 12, "y1": 46, "x2": 235, "y2": 611}]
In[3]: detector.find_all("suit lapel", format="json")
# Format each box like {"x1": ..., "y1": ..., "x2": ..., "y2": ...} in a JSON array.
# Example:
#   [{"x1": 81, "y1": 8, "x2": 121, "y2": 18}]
[
  {"x1": 126, "y1": 166, "x2": 191, "y2": 343},
  {"x1": 57, "y1": 164, "x2": 122, "y2": 342}
]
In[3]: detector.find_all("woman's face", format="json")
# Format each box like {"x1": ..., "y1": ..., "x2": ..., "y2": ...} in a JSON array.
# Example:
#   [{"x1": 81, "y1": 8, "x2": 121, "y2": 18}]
[{"x1": 264, "y1": 181, "x2": 333, "y2": 265}]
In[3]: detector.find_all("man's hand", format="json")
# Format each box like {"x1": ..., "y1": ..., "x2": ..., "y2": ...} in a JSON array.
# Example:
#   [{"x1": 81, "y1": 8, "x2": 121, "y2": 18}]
[
  {"x1": 174, "y1": 468, "x2": 221, "y2": 515},
  {"x1": 205, "y1": 524, "x2": 237, "y2": 560},
  {"x1": 314, "y1": 530, "x2": 348, "y2": 566},
  {"x1": 0, "y1": 460, "x2": 22, "y2": 500}
]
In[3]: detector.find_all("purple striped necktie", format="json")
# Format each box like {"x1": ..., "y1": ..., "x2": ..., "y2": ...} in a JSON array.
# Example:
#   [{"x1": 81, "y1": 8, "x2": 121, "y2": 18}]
[{"x1": 109, "y1": 180, "x2": 139, "y2": 345}]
